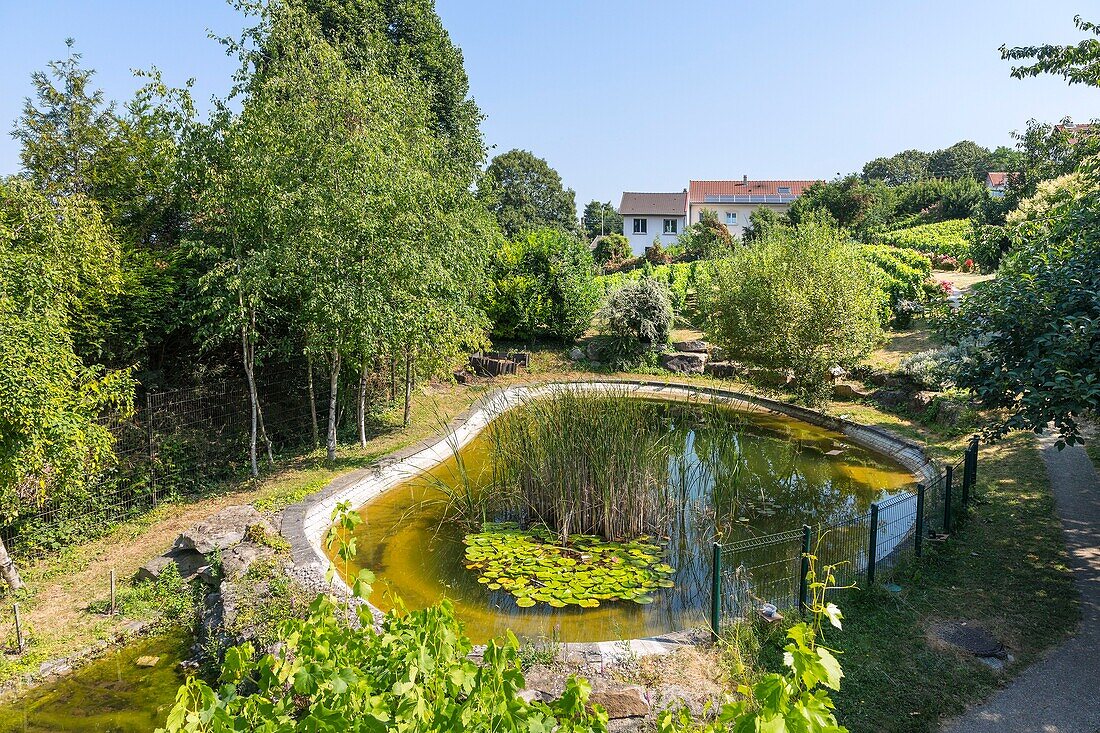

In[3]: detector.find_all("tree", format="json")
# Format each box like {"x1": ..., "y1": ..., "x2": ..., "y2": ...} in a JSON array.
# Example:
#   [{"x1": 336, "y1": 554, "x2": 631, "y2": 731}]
[
  {"x1": 595, "y1": 278, "x2": 673, "y2": 369},
  {"x1": 743, "y1": 207, "x2": 780, "y2": 243},
  {"x1": 582, "y1": 200, "x2": 622, "y2": 240},
  {"x1": 678, "y1": 208, "x2": 733, "y2": 256},
  {"x1": 861, "y1": 149, "x2": 931, "y2": 186},
  {"x1": 479, "y1": 149, "x2": 578, "y2": 238},
  {"x1": 700, "y1": 218, "x2": 885, "y2": 402},
  {"x1": 486, "y1": 228, "x2": 599, "y2": 342},
  {"x1": 928, "y1": 140, "x2": 993, "y2": 180},
  {"x1": 592, "y1": 233, "x2": 630, "y2": 265},
  {"x1": 1001, "y1": 15, "x2": 1100, "y2": 86},
  {"x1": 0, "y1": 177, "x2": 133, "y2": 590}
]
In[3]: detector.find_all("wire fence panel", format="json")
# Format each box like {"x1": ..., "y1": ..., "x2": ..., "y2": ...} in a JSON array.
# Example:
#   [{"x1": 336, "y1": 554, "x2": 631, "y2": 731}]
[{"x1": 720, "y1": 528, "x2": 805, "y2": 619}]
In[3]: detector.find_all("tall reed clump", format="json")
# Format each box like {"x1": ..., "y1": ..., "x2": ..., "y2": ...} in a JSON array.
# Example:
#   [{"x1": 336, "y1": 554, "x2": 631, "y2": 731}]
[{"x1": 488, "y1": 388, "x2": 676, "y2": 542}]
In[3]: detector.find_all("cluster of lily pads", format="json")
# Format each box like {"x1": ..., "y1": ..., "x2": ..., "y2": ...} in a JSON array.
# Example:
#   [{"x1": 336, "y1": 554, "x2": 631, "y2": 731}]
[{"x1": 462, "y1": 522, "x2": 675, "y2": 608}]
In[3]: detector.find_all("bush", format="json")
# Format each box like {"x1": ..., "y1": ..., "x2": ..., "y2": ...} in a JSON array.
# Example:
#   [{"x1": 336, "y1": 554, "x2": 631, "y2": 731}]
[
  {"x1": 596, "y1": 278, "x2": 674, "y2": 369},
  {"x1": 879, "y1": 219, "x2": 974, "y2": 259},
  {"x1": 592, "y1": 233, "x2": 630, "y2": 266},
  {"x1": 486, "y1": 228, "x2": 601, "y2": 342},
  {"x1": 701, "y1": 219, "x2": 886, "y2": 402},
  {"x1": 678, "y1": 208, "x2": 733, "y2": 256}
]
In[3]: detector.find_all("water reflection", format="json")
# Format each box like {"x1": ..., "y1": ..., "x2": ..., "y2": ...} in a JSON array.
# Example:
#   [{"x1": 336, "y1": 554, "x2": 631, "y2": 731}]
[{"x1": 335, "y1": 400, "x2": 913, "y2": 643}]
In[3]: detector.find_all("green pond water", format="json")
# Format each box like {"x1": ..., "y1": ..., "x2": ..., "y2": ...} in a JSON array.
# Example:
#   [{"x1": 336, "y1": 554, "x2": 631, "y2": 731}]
[
  {"x1": 0, "y1": 631, "x2": 189, "y2": 733},
  {"x1": 333, "y1": 398, "x2": 915, "y2": 643}
]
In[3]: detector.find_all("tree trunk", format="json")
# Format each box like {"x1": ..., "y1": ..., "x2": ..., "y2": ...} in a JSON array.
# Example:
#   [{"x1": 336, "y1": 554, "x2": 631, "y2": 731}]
[
  {"x1": 327, "y1": 349, "x2": 340, "y2": 462},
  {"x1": 241, "y1": 307, "x2": 259, "y2": 478},
  {"x1": 389, "y1": 352, "x2": 396, "y2": 403},
  {"x1": 358, "y1": 355, "x2": 368, "y2": 448},
  {"x1": 307, "y1": 355, "x2": 319, "y2": 450},
  {"x1": 0, "y1": 536, "x2": 24, "y2": 591},
  {"x1": 257, "y1": 394, "x2": 274, "y2": 465},
  {"x1": 403, "y1": 347, "x2": 414, "y2": 427}
]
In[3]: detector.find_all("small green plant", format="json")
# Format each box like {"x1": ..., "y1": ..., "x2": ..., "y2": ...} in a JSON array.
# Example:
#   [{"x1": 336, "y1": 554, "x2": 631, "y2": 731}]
[
  {"x1": 657, "y1": 551, "x2": 850, "y2": 732},
  {"x1": 463, "y1": 522, "x2": 675, "y2": 608},
  {"x1": 89, "y1": 562, "x2": 199, "y2": 631}
]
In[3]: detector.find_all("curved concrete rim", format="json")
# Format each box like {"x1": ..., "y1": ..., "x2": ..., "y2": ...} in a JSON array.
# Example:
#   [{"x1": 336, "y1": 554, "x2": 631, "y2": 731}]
[{"x1": 280, "y1": 379, "x2": 938, "y2": 655}]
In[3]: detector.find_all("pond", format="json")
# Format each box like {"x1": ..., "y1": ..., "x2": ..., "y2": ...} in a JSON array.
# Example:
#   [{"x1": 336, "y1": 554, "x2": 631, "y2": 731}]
[
  {"x1": 331, "y1": 396, "x2": 915, "y2": 643},
  {"x1": 0, "y1": 631, "x2": 188, "y2": 733}
]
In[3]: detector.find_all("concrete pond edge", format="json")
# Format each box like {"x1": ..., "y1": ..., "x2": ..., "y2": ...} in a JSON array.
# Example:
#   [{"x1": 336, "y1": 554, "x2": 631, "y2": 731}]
[{"x1": 280, "y1": 379, "x2": 939, "y2": 659}]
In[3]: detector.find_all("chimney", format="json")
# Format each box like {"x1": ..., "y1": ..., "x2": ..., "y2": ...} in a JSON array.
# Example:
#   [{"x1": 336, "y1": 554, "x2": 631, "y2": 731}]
[{"x1": 742, "y1": 174, "x2": 748, "y2": 183}]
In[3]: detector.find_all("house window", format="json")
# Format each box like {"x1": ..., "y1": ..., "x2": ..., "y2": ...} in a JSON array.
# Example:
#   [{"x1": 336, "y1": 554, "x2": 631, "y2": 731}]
[
  {"x1": 663, "y1": 219, "x2": 677, "y2": 234},
  {"x1": 725, "y1": 212, "x2": 738, "y2": 226},
  {"x1": 777, "y1": 186, "x2": 791, "y2": 194},
  {"x1": 633, "y1": 218, "x2": 647, "y2": 234}
]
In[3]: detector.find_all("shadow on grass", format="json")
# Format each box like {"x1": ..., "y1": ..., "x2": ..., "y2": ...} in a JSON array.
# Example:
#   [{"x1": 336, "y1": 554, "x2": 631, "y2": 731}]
[{"x1": 809, "y1": 431, "x2": 1079, "y2": 733}]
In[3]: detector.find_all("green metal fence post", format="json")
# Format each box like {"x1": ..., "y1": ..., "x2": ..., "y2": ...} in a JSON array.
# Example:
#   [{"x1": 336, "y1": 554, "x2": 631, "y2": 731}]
[
  {"x1": 799, "y1": 524, "x2": 812, "y2": 614},
  {"x1": 866, "y1": 503, "x2": 879, "y2": 586},
  {"x1": 710, "y1": 542, "x2": 722, "y2": 639},
  {"x1": 914, "y1": 483, "x2": 926, "y2": 558},
  {"x1": 943, "y1": 465, "x2": 954, "y2": 534}
]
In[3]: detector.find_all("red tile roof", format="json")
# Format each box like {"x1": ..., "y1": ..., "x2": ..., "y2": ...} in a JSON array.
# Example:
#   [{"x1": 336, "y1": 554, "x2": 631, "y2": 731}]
[
  {"x1": 618, "y1": 192, "x2": 688, "y2": 216},
  {"x1": 986, "y1": 172, "x2": 1009, "y2": 187},
  {"x1": 689, "y1": 180, "x2": 819, "y2": 202}
]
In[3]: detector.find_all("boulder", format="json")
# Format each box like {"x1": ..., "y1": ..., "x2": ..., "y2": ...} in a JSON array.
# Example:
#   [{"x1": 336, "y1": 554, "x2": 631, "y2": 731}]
[
  {"x1": 135, "y1": 547, "x2": 210, "y2": 583},
  {"x1": 660, "y1": 352, "x2": 707, "y2": 374},
  {"x1": 588, "y1": 686, "x2": 649, "y2": 720},
  {"x1": 672, "y1": 339, "x2": 708, "y2": 353},
  {"x1": 710, "y1": 346, "x2": 728, "y2": 362},
  {"x1": 174, "y1": 505, "x2": 274, "y2": 555},
  {"x1": 518, "y1": 689, "x2": 555, "y2": 704},
  {"x1": 910, "y1": 390, "x2": 940, "y2": 413},
  {"x1": 568, "y1": 347, "x2": 584, "y2": 361},
  {"x1": 221, "y1": 542, "x2": 275, "y2": 581},
  {"x1": 873, "y1": 388, "x2": 909, "y2": 409},
  {"x1": 704, "y1": 361, "x2": 743, "y2": 379},
  {"x1": 827, "y1": 365, "x2": 848, "y2": 384},
  {"x1": 833, "y1": 382, "x2": 870, "y2": 401},
  {"x1": 586, "y1": 340, "x2": 602, "y2": 360}
]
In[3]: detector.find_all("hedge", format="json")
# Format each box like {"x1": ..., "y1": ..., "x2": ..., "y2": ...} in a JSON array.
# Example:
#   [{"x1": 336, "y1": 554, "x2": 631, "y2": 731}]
[{"x1": 880, "y1": 219, "x2": 973, "y2": 260}]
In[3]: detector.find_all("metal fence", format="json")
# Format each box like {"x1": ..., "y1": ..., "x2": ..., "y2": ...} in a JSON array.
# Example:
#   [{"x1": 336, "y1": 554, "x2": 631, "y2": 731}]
[
  {"x1": 711, "y1": 437, "x2": 980, "y2": 633},
  {"x1": 0, "y1": 366, "x2": 325, "y2": 558}
]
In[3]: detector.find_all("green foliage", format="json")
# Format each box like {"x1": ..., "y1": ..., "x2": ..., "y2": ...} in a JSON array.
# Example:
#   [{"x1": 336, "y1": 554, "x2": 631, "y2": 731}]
[
  {"x1": 0, "y1": 177, "x2": 134, "y2": 531},
  {"x1": 583, "y1": 200, "x2": 623, "y2": 240},
  {"x1": 595, "y1": 278, "x2": 674, "y2": 369},
  {"x1": 488, "y1": 389, "x2": 680, "y2": 540},
  {"x1": 158, "y1": 509, "x2": 609, "y2": 733},
  {"x1": 946, "y1": 166, "x2": 1100, "y2": 446},
  {"x1": 679, "y1": 208, "x2": 733, "y2": 255},
  {"x1": 656, "y1": 553, "x2": 849, "y2": 733},
  {"x1": 743, "y1": 207, "x2": 780, "y2": 243},
  {"x1": 592, "y1": 233, "x2": 631, "y2": 265},
  {"x1": 486, "y1": 228, "x2": 600, "y2": 342},
  {"x1": 598, "y1": 261, "x2": 696, "y2": 315},
  {"x1": 879, "y1": 219, "x2": 974, "y2": 259},
  {"x1": 861, "y1": 149, "x2": 931, "y2": 186},
  {"x1": 860, "y1": 244, "x2": 932, "y2": 318},
  {"x1": 479, "y1": 149, "x2": 579, "y2": 238},
  {"x1": 701, "y1": 219, "x2": 886, "y2": 402},
  {"x1": 88, "y1": 562, "x2": 199, "y2": 631},
  {"x1": 1001, "y1": 15, "x2": 1100, "y2": 87},
  {"x1": 463, "y1": 522, "x2": 675, "y2": 608}
]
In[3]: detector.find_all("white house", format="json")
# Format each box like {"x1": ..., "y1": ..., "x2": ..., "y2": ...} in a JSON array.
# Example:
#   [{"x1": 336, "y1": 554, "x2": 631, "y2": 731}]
[
  {"x1": 687, "y1": 178, "x2": 819, "y2": 240},
  {"x1": 617, "y1": 191, "x2": 688, "y2": 257}
]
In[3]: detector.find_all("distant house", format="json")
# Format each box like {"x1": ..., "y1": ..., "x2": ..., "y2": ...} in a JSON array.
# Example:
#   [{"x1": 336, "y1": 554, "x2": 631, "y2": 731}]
[
  {"x1": 617, "y1": 191, "x2": 688, "y2": 257},
  {"x1": 687, "y1": 178, "x2": 818, "y2": 239},
  {"x1": 1054, "y1": 122, "x2": 1096, "y2": 145},
  {"x1": 985, "y1": 171, "x2": 1010, "y2": 199}
]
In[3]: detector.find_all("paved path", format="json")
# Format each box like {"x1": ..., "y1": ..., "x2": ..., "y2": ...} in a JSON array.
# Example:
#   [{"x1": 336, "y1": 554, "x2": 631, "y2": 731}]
[{"x1": 944, "y1": 435, "x2": 1100, "y2": 733}]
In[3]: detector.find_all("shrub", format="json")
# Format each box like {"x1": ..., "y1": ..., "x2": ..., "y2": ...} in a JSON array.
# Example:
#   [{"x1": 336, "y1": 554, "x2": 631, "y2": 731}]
[
  {"x1": 595, "y1": 278, "x2": 674, "y2": 369},
  {"x1": 485, "y1": 228, "x2": 601, "y2": 342},
  {"x1": 678, "y1": 208, "x2": 733, "y2": 256},
  {"x1": 592, "y1": 233, "x2": 630, "y2": 266},
  {"x1": 646, "y1": 237, "x2": 669, "y2": 264},
  {"x1": 879, "y1": 219, "x2": 974, "y2": 259},
  {"x1": 701, "y1": 219, "x2": 886, "y2": 403}
]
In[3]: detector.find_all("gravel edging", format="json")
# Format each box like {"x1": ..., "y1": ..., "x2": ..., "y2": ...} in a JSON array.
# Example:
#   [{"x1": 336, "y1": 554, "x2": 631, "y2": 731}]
[{"x1": 279, "y1": 379, "x2": 938, "y2": 655}]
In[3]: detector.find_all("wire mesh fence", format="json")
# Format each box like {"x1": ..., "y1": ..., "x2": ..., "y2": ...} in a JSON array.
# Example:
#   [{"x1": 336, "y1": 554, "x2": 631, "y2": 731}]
[
  {"x1": 712, "y1": 437, "x2": 980, "y2": 632},
  {"x1": 0, "y1": 364, "x2": 332, "y2": 559}
]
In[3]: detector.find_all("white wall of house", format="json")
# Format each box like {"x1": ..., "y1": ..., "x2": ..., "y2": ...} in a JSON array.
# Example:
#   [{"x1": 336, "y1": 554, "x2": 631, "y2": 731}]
[
  {"x1": 622, "y1": 215, "x2": 685, "y2": 256},
  {"x1": 688, "y1": 203, "x2": 791, "y2": 240}
]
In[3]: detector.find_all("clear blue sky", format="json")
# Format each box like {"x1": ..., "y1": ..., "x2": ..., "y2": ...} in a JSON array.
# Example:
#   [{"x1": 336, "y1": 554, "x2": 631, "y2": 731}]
[{"x1": 3, "y1": 1, "x2": 1098, "y2": 211}]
